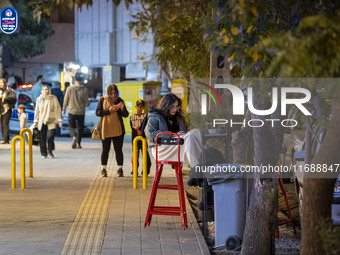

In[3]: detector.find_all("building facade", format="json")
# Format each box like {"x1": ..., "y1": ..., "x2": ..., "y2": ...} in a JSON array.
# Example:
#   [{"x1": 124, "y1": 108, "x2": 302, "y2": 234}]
[
  {"x1": 75, "y1": 0, "x2": 155, "y2": 93},
  {"x1": 5, "y1": 0, "x2": 155, "y2": 96}
]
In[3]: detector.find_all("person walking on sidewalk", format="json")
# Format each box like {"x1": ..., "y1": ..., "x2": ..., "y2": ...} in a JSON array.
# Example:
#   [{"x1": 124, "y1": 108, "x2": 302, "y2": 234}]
[
  {"x1": 130, "y1": 100, "x2": 151, "y2": 176},
  {"x1": 51, "y1": 81, "x2": 64, "y2": 136},
  {"x1": 96, "y1": 84, "x2": 128, "y2": 177},
  {"x1": 63, "y1": 75, "x2": 89, "y2": 149},
  {"x1": 32, "y1": 75, "x2": 44, "y2": 105},
  {"x1": 0, "y1": 78, "x2": 17, "y2": 144},
  {"x1": 34, "y1": 85, "x2": 62, "y2": 158}
]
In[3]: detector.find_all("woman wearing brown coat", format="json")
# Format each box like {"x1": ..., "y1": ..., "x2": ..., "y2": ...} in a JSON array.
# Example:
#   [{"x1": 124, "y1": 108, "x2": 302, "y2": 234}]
[{"x1": 96, "y1": 84, "x2": 129, "y2": 177}]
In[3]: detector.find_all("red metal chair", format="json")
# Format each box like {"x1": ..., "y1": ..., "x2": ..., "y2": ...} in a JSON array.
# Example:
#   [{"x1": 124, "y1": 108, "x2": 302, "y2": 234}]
[
  {"x1": 144, "y1": 132, "x2": 188, "y2": 230},
  {"x1": 276, "y1": 143, "x2": 296, "y2": 238}
]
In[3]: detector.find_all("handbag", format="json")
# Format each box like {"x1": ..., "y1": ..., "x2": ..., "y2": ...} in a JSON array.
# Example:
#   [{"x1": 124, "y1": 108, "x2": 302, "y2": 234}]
[
  {"x1": 29, "y1": 124, "x2": 40, "y2": 146},
  {"x1": 91, "y1": 126, "x2": 101, "y2": 140},
  {"x1": 32, "y1": 127, "x2": 40, "y2": 145},
  {"x1": 91, "y1": 117, "x2": 102, "y2": 140}
]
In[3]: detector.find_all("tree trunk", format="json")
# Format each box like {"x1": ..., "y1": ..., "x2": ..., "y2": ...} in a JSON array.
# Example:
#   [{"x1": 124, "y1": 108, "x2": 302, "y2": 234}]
[
  {"x1": 241, "y1": 84, "x2": 284, "y2": 255},
  {"x1": 232, "y1": 110, "x2": 253, "y2": 165},
  {"x1": 301, "y1": 100, "x2": 340, "y2": 255},
  {"x1": 241, "y1": 119, "x2": 280, "y2": 255},
  {"x1": 241, "y1": 178, "x2": 278, "y2": 255},
  {"x1": 301, "y1": 178, "x2": 336, "y2": 254}
]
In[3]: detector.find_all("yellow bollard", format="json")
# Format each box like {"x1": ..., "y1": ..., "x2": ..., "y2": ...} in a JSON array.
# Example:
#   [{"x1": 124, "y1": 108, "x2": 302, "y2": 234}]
[
  {"x1": 11, "y1": 136, "x2": 25, "y2": 189},
  {"x1": 20, "y1": 128, "x2": 33, "y2": 177},
  {"x1": 133, "y1": 136, "x2": 148, "y2": 189}
]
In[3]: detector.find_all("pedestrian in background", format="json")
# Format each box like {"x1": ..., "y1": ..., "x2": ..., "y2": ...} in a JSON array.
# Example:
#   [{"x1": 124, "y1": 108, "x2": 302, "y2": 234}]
[
  {"x1": 51, "y1": 81, "x2": 64, "y2": 136},
  {"x1": 18, "y1": 104, "x2": 28, "y2": 130},
  {"x1": 7, "y1": 74, "x2": 16, "y2": 88},
  {"x1": 96, "y1": 83, "x2": 128, "y2": 177},
  {"x1": 34, "y1": 85, "x2": 62, "y2": 158},
  {"x1": 63, "y1": 76, "x2": 88, "y2": 149},
  {"x1": 51, "y1": 81, "x2": 64, "y2": 108},
  {"x1": 130, "y1": 99, "x2": 151, "y2": 176},
  {"x1": 63, "y1": 82, "x2": 70, "y2": 96},
  {"x1": 32, "y1": 75, "x2": 44, "y2": 105},
  {"x1": 18, "y1": 104, "x2": 28, "y2": 141},
  {"x1": 0, "y1": 78, "x2": 17, "y2": 144}
]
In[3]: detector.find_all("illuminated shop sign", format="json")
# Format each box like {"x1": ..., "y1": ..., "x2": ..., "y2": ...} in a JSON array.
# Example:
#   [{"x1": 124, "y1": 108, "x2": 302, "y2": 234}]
[{"x1": 0, "y1": 7, "x2": 18, "y2": 34}]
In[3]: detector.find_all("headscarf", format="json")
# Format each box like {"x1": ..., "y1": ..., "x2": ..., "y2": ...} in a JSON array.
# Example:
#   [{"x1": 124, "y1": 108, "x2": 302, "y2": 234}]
[
  {"x1": 35, "y1": 85, "x2": 61, "y2": 128},
  {"x1": 40, "y1": 85, "x2": 55, "y2": 101}
]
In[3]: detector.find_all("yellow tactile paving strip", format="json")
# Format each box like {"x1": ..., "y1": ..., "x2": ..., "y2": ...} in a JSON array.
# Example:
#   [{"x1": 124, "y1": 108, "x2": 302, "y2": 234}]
[{"x1": 61, "y1": 168, "x2": 116, "y2": 255}]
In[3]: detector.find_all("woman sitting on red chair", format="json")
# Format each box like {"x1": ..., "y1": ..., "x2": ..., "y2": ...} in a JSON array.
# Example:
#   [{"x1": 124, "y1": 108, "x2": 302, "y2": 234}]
[{"x1": 145, "y1": 93, "x2": 202, "y2": 167}]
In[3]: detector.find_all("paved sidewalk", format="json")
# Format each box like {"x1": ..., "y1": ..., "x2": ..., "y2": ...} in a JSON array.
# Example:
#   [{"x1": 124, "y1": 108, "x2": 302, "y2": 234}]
[{"x1": 0, "y1": 136, "x2": 209, "y2": 255}]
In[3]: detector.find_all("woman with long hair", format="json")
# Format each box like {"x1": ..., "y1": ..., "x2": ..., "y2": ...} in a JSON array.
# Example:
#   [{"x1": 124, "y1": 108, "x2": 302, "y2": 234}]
[
  {"x1": 0, "y1": 78, "x2": 17, "y2": 144},
  {"x1": 34, "y1": 85, "x2": 62, "y2": 158},
  {"x1": 145, "y1": 93, "x2": 202, "y2": 167},
  {"x1": 96, "y1": 84, "x2": 129, "y2": 177}
]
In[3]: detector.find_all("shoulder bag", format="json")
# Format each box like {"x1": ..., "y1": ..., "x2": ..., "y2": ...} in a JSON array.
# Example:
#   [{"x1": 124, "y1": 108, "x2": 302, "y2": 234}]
[{"x1": 91, "y1": 117, "x2": 102, "y2": 140}]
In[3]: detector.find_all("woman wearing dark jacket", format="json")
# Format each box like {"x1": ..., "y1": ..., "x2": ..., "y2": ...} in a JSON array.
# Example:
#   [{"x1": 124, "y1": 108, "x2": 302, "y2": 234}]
[
  {"x1": 145, "y1": 93, "x2": 202, "y2": 167},
  {"x1": 96, "y1": 84, "x2": 129, "y2": 177},
  {"x1": 0, "y1": 78, "x2": 16, "y2": 144}
]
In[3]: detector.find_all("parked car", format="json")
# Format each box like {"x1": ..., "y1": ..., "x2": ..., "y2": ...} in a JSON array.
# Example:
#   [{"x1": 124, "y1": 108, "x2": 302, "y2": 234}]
[
  {"x1": 84, "y1": 101, "x2": 100, "y2": 131},
  {"x1": 9, "y1": 89, "x2": 69, "y2": 135},
  {"x1": 9, "y1": 90, "x2": 35, "y2": 132},
  {"x1": 10, "y1": 89, "x2": 98, "y2": 136}
]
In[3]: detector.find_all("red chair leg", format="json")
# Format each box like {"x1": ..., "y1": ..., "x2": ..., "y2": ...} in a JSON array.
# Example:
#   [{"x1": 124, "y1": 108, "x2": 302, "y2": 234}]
[
  {"x1": 144, "y1": 163, "x2": 164, "y2": 227},
  {"x1": 275, "y1": 227, "x2": 279, "y2": 239},
  {"x1": 145, "y1": 161, "x2": 187, "y2": 229},
  {"x1": 175, "y1": 163, "x2": 187, "y2": 229},
  {"x1": 278, "y1": 177, "x2": 296, "y2": 234},
  {"x1": 276, "y1": 176, "x2": 296, "y2": 238}
]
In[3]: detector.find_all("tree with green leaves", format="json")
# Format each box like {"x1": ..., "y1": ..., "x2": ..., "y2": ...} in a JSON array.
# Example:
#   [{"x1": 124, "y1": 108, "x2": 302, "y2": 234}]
[
  {"x1": 202, "y1": 1, "x2": 340, "y2": 254},
  {"x1": 128, "y1": 0, "x2": 210, "y2": 80},
  {"x1": 27, "y1": 0, "x2": 340, "y2": 254}
]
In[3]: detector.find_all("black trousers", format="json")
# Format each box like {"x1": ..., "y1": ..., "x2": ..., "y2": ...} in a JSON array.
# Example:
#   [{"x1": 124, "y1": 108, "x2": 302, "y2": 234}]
[
  {"x1": 39, "y1": 124, "x2": 56, "y2": 156},
  {"x1": 68, "y1": 114, "x2": 84, "y2": 144},
  {"x1": 101, "y1": 135, "x2": 124, "y2": 166},
  {"x1": 132, "y1": 139, "x2": 152, "y2": 174},
  {"x1": 55, "y1": 124, "x2": 61, "y2": 137},
  {"x1": 1, "y1": 109, "x2": 12, "y2": 142}
]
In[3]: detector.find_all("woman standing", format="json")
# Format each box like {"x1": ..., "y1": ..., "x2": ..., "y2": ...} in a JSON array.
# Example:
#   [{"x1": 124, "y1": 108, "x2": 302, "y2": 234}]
[
  {"x1": 0, "y1": 78, "x2": 16, "y2": 144},
  {"x1": 145, "y1": 93, "x2": 202, "y2": 167},
  {"x1": 34, "y1": 85, "x2": 62, "y2": 158},
  {"x1": 96, "y1": 84, "x2": 128, "y2": 177}
]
